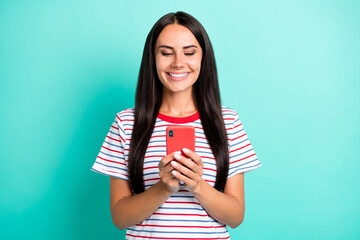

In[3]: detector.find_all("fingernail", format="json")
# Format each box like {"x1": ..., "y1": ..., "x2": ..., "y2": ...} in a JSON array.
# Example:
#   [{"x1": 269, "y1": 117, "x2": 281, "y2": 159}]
[
  {"x1": 172, "y1": 170, "x2": 177, "y2": 176},
  {"x1": 182, "y1": 148, "x2": 189, "y2": 153},
  {"x1": 171, "y1": 161, "x2": 178, "y2": 167},
  {"x1": 174, "y1": 153, "x2": 181, "y2": 160}
]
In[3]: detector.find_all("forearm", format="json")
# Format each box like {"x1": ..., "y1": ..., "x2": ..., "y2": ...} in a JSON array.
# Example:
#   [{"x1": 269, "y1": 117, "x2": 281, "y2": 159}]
[
  {"x1": 111, "y1": 181, "x2": 173, "y2": 230},
  {"x1": 192, "y1": 179, "x2": 245, "y2": 228}
]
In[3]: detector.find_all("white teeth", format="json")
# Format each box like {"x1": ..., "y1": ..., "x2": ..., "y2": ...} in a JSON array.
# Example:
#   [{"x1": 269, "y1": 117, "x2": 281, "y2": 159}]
[{"x1": 169, "y1": 73, "x2": 189, "y2": 77}]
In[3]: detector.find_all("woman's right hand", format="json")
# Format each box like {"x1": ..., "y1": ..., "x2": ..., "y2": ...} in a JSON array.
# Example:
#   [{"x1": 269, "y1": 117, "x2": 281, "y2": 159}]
[{"x1": 158, "y1": 151, "x2": 181, "y2": 193}]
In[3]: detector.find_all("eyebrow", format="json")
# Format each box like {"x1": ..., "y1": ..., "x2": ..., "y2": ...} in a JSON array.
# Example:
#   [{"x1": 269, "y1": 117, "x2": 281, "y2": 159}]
[{"x1": 158, "y1": 44, "x2": 197, "y2": 50}]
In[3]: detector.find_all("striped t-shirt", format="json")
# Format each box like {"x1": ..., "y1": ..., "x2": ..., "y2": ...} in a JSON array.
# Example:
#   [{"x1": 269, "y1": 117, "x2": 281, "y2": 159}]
[{"x1": 91, "y1": 106, "x2": 261, "y2": 239}]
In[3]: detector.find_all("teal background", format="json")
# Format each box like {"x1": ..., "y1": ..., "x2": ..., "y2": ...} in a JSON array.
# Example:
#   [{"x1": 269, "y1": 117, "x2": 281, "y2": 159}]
[{"x1": 1, "y1": 0, "x2": 359, "y2": 239}]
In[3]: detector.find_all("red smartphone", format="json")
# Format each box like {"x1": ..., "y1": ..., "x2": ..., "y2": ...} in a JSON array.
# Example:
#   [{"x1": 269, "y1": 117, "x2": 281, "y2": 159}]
[{"x1": 166, "y1": 126, "x2": 195, "y2": 155}]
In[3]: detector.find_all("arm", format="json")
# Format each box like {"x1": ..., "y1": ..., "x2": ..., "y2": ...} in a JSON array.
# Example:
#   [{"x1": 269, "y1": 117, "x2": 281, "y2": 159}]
[
  {"x1": 170, "y1": 149, "x2": 245, "y2": 228},
  {"x1": 110, "y1": 152, "x2": 181, "y2": 230},
  {"x1": 192, "y1": 173, "x2": 245, "y2": 228},
  {"x1": 110, "y1": 178, "x2": 172, "y2": 230}
]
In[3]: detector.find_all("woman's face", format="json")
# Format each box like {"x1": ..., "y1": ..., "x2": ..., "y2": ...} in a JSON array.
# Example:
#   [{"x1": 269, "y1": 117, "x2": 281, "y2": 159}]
[{"x1": 154, "y1": 24, "x2": 202, "y2": 95}]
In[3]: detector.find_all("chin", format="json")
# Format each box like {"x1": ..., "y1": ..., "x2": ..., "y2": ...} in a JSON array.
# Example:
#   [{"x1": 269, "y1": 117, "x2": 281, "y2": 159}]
[{"x1": 164, "y1": 85, "x2": 193, "y2": 94}]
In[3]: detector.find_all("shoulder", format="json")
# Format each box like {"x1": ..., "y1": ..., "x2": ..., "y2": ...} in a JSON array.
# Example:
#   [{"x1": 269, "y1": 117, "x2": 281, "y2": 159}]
[
  {"x1": 115, "y1": 108, "x2": 135, "y2": 123},
  {"x1": 113, "y1": 108, "x2": 135, "y2": 132},
  {"x1": 221, "y1": 106, "x2": 241, "y2": 134},
  {"x1": 221, "y1": 106, "x2": 239, "y2": 121},
  {"x1": 112, "y1": 108, "x2": 135, "y2": 137}
]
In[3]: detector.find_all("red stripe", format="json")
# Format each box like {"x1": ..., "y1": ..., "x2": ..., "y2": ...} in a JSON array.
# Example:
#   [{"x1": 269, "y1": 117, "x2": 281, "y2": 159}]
[
  {"x1": 106, "y1": 169, "x2": 120, "y2": 174},
  {"x1": 102, "y1": 146, "x2": 124, "y2": 154},
  {"x1": 126, "y1": 234, "x2": 230, "y2": 240},
  {"x1": 98, "y1": 167, "x2": 128, "y2": 178},
  {"x1": 203, "y1": 167, "x2": 216, "y2": 172},
  {"x1": 222, "y1": 109, "x2": 234, "y2": 113},
  {"x1": 116, "y1": 115, "x2": 123, "y2": 123},
  {"x1": 232, "y1": 133, "x2": 246, "y2": 141},
  {"x1": 144, "y1": 155, "x2": 165, "y2": 159},
  {"x1": 145, "y1": 177, "x2": 161, "y2": 182},
  {"x1": 107, "y1": 134, "x2": 126, "y2": 143},
  {"x1": 153, "y1": 213, "x2": 208, "y2": 217},
  {"x1": 200, "y1": 156, "x2": 215, "y2": 160},
  {"x1": 143, "y1": 166, "x2": 159, "y2": 170},
  {"x1": 234, "y1": 123, "x2": 242, "y2": 129},
  {"x1": 155, "y1": 124, "x2": 203, "y2": 131},
  {"x1": 97, "y1": 155, "x2": 126, "y2": 166},
  {"x1": 151, "y1": 135, "x2": 166, "y2": 138},
  {"x1": 157, "y1": 112, "x2": 200, "y2": 123},
  {"x1": 195, "y1": 136, "x2": 206, "y2": 140},
  {"x1": 111, "y1": 125, "x2": 119, "y2": 130},
  {"x1": 229, "y1": 143, "x2": 251, "y2": 153},
  {"x1": 231, "y1": 153, "x2": 256, "y2": 164},
  {"x1": 135, "y1": 224, "x2": 225, "y2": 228},
  {"x1": 107, "y1": 135, "x2": 120, "y2": 142},
  {"x1": 205, "y1": 179, "x2": 215, "y2": 184}
]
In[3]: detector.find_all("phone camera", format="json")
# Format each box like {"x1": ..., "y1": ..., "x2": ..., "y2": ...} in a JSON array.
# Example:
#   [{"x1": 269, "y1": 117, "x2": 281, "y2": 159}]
[{"x1": 169, "y1": 130, "x2": 174, "y2": 137}]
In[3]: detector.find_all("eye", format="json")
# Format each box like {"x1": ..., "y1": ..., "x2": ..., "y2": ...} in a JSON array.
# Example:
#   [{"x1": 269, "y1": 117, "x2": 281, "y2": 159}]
[
  {"x1": 185, "y1": 52, "x2": 195, "y2": 56},
  {"x1": 161, "y1": 52, "x2": 172, "y2": 56}
]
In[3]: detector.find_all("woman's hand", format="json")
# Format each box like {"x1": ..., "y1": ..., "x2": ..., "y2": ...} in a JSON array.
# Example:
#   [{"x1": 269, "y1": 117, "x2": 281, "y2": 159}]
[
  {"x1": 170, "y1": 148, "x2": 204, "y2": 193},
  {"x1": 158, "y1": 151, "x2": 181, "y2": 193}
]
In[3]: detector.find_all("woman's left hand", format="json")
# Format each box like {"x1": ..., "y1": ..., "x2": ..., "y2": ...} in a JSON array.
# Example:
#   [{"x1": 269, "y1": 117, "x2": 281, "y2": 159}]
[{"x1": 170, "y1": 148, "x2": 204, "y2": 193}]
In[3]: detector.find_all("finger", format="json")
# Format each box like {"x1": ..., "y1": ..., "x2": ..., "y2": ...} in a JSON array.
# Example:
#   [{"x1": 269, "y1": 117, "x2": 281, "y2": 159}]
[
  {"x1": 158, "y1": 151, "x2": 181, "y2": 168},
  {"x1": 171, "y1": 170, "x2": 195, "y2": 186},
  {"x1": 182, "y1": 148, "x2": 203, "y2": 167},
  {"x1": 174, "y1": 153, "x2": 200, "y2": 173},
  {"x1": 162, "y1": 173, "x2": 180, "y2": 192},
  {"x1": 163, "y1": 171, "x2": 178, "y2": 181},
  {"x1": 170, "y1": 160, "x2": 197, "y2": 179},
  {"x1": 162, "y1": 163, "x2": 175, "y2": 174}
]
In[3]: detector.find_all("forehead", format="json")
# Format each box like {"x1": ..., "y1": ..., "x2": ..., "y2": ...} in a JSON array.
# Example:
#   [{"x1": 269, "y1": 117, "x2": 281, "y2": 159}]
[{"x1": 155, "y1": 24, "x2": 200, "y2": 47}]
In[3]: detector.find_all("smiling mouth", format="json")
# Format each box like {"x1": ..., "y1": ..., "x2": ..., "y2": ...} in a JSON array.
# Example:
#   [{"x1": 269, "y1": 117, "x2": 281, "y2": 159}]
[{"x1": 167, "y1": 72, "x2": 190, "y2": 78}]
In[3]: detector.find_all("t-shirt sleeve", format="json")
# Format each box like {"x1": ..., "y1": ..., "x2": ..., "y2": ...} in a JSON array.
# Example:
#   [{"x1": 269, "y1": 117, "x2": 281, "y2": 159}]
[
  {"x1": 228, "y1": 113, "x2": 262, "y2": 178},
  {"x1": 91, "y1": 114, "x2": 129, "y2": 181}
]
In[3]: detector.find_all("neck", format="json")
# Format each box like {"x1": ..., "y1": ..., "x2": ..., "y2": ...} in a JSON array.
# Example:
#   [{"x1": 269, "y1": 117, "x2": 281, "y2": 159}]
[{"x1": 160, "y1": 88, "x2": 197, "y2": 117}]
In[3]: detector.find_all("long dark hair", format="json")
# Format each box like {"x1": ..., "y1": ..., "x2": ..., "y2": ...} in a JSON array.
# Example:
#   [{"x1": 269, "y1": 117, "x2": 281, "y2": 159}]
[{"x1": 128, "y1": 11, "x2": 229, "y2": 194}]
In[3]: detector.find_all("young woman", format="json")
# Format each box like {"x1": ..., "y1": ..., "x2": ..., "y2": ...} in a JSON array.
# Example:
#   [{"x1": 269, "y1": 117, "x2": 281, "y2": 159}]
[{"x1": 91, "y1": 11, "x2": 261, "y2": 239}]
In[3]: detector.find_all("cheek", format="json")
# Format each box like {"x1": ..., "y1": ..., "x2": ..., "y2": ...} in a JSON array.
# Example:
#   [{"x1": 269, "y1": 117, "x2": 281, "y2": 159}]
[
  {"x1": 155, "y1": 59, "x2": 170, "y2": 83},
  {"x1": 188, "y1": 59, "x2": 202, "y2": 71},
  {"x1": 156, "y1": 58, "x2": 172, "y2": 72}
]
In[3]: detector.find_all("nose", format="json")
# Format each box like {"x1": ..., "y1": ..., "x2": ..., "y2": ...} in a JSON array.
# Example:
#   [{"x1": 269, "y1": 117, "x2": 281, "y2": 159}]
[{"x1": 171, "y1": 53, "x2": 184, "y2": 68}]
